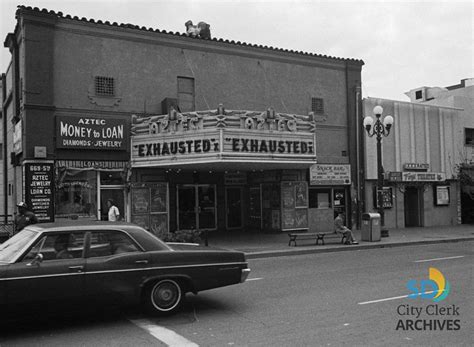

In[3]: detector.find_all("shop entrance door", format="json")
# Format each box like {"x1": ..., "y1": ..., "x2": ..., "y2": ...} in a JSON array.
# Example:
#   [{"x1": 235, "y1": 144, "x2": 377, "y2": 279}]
[
  {"x1": 100, "y1": 189, "x2": 125, "y2": 221},
  {"x1": 404, "y1": 187, "x2": 423, "y2": 227},
  {"x1": 226, "y1": 187, "x2": 243, "y2": 229},
  {"x1": 177, "y1": 185, "x2": 217, "y2": 231}
]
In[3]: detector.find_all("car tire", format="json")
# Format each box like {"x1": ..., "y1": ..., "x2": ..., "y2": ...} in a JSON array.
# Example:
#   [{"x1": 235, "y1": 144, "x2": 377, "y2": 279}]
[{"x1": 146, "y1": 279, "x2": 183, "y2": 314}]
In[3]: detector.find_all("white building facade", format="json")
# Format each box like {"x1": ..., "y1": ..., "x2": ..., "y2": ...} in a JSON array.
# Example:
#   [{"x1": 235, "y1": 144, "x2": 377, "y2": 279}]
[
  {"x1": 363, "y1": 97, "x2": 462, "y2": 228},
  {"x1": 405, "y1": 78, "x2": 474, "y2": 223}
]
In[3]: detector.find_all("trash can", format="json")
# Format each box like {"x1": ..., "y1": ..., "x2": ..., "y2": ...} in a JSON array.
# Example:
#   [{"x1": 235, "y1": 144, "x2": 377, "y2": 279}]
[{"x1": 361, "y1": 213, "x2": 381, "y2": 242}]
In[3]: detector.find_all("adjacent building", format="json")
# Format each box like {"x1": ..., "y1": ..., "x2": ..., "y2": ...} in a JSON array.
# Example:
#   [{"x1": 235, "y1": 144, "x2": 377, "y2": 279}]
[
  {"x1": 2, "y1": 6, "x2": 364, "y2": 236},
  {"x1": 405, "y1": 78, "x2": 474, "y2": 223},
  {"x1": 1, "y1": 63, "x2": 15, "y2": 224},
  {"x1": 363, "y1": 97, "x2": 462, "y2": 228}
]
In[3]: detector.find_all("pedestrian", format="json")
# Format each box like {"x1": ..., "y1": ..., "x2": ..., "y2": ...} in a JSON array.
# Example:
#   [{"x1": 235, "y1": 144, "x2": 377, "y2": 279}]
[
  {"x1": 334, "y1": 212, "x2": 358, "y2": 245},
  {"x1": 107, "y1": 199, "x2": 121, "y2": 221},
  {"x1": 14, "y1": 202, "x2": 38, "y2": 233}
]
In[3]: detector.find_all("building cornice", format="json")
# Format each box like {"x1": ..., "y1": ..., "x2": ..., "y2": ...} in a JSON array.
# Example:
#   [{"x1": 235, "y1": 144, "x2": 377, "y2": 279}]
[
  {"x1": 15, "y1": 5, "x2": 364, "y2": 71},
  {"x1": 364, "y1": 97, "x2": 463, "y2": 112}
]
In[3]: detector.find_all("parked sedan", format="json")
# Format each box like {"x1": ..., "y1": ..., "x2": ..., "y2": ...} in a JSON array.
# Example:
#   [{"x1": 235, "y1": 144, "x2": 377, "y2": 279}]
[{"x1": 0, "y1": 221, "x2": 250, "y2": 314}]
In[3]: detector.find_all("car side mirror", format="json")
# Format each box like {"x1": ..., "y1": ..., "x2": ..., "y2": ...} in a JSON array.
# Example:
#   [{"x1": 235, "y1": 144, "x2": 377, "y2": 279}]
[{"x1": 27, "y1": 253, "x2": 44, "y2": 266}]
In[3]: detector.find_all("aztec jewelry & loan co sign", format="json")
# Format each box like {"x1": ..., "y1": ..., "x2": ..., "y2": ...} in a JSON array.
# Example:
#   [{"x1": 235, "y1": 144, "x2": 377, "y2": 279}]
[
  {"x1": 25, "y1": 163, "x2": 55, "y2": 222},
  {"x1": 131, "y1": 110, "x2": 317, "y2": 167}
]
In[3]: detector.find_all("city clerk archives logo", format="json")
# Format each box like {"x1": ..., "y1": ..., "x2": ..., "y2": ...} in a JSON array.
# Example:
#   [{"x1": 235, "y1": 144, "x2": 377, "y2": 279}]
[{"x1": 406, "y1": 267, "x2": 450, "y2": 302}]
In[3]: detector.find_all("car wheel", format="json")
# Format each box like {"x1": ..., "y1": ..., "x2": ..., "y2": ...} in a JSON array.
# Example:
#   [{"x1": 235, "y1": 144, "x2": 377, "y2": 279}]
[{"x1": 147, "y1": 279, "x2": 182, "y2": 314}]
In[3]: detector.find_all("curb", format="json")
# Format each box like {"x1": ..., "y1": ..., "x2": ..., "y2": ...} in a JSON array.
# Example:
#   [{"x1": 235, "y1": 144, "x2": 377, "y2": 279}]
[{"x1": 244, "y1": 237, "x2": 474, "y2": 259}]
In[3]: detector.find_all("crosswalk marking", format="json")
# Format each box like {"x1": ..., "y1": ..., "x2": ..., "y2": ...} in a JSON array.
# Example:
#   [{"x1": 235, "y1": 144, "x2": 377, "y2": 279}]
[{"x1": 130, "y1": 318, "x2": 198, "y2": 347}]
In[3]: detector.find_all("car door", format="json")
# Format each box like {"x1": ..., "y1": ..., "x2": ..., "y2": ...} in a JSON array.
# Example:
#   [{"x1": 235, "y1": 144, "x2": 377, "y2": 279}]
[
  {"x1": 5, "y1": 231, "x2": 86, "y2": 307},
  {"x1": 84, "y1": 230, "x2": 149, "y2": 305}
]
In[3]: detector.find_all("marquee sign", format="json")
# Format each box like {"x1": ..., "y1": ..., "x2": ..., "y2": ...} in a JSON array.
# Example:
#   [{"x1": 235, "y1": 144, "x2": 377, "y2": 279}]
[
  {"x1": 222, "y1": 134, "x2": 314, "y2": 155},
  {"x1": 132, "y1": 108, "x2": 312, "y2": 136},
  {"x1": 56, "y1": 115, "x2": 128, "y2": 150},
  {"x1": 132, "y1": 129, "x2": 316, "y2": 167},
  {"x1": 131, "y1": 107, "x2": 317, "y2": 168},
  {"x1": 133, "y1": 132, "x2": 220, "y2": 160}
]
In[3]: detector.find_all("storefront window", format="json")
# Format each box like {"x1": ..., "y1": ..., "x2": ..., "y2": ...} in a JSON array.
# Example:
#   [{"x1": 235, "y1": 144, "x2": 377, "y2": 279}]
[
  {"x1": 55, "y1": 170, "x2": 97, "y2": 219},
  {"x1": 100, "y1": 171, "x2": 124, "y2": 185}
]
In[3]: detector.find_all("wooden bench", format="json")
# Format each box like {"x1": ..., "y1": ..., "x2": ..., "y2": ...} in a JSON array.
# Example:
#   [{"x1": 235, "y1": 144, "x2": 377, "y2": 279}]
[
  {"x1": 288, "y1": 231, "x2": 348, "y2": 247},
  {"x1": 288, "y1": 232, "x2": 319, "y2": 246},
  {"x1": 316, "y1": 232, "x2": 346, "y2": 245}
]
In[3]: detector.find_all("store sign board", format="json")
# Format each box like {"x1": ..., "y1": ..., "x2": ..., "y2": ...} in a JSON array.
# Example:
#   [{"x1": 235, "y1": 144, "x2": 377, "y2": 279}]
[
  {"x1": 56, "y1": 160, "x2": 127, "y2": 170},
  {"x1": 224, "y1": 172, "x2": 247, "y2": 185},
  {"x1": 13, "y1": 120, "x2": 22, "y2": 154},
  {"x1": 25, "y1": 163, "x2": 54, "y2": 222},
  {"x1": 403, "y1": 163, "x2": 430, "y2": 171},
  {"x1": 56, "y1": 115, "x2": 128, "y2": 150},
  {"x1": 387, "y1": 171, "x2": 403, "y2": 182},
  {"x1": 309, "y1": 164, "x2": 351, "y2": 185},
  {"x1": 387, "y1": 171, "x2": 446, "y2": 182}
]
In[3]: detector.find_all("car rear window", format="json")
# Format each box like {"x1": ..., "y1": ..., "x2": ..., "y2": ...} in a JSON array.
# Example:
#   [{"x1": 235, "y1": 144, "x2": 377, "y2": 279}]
[{"x1": 0, "y1": 229, "x2": 37, "y2": 263}]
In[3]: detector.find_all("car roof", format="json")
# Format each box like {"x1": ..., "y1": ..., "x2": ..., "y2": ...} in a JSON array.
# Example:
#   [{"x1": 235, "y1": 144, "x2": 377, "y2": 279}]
[
  {"x1": 28, "y1": 221, "x2": 139, "y2": 232},
  {"x1": 25, "y1": 221, "x2": 171, "y2": 251}
]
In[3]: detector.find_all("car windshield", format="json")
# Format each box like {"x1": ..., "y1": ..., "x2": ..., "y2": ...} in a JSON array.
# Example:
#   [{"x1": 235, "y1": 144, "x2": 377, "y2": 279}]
[{"x1": 0, "y1": 229, "x2": 38, "y2": 263}]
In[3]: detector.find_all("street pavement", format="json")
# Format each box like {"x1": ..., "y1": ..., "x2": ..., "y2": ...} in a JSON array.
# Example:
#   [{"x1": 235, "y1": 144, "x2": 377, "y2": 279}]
[
  {"x1": 1, "y1": 228, "x2": 472, "y2": 346},
  {"x1": 206, "y1": 224, "x2": 474, "y2": 259}
]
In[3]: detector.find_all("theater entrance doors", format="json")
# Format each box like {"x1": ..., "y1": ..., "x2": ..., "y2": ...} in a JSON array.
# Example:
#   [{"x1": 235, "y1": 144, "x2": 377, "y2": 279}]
[{"x1": 177, "y1": 185, "x2": 217, "y2": 231}]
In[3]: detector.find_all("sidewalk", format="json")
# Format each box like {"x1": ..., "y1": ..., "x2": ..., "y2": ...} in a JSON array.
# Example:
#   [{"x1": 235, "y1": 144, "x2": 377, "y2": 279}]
[{"x1": 205, "y1": 224, "x2": 474, "y2": 259}]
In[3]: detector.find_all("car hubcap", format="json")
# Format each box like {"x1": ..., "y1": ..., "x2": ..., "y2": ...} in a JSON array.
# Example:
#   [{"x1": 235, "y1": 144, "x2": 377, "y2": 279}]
[{"x1": 151, "y1": 280, "x2": 181, "y2": 311}]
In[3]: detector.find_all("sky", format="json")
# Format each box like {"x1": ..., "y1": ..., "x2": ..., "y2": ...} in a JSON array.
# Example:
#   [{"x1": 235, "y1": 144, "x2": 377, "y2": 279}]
[{"x1": 0, "y1": 0, "x2": 472, "y2": 101}]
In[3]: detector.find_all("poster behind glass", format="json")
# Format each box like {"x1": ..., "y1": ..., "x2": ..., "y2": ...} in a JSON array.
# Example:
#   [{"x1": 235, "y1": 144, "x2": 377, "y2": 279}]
[
  {"x1": 281, "y1": 181, "x2": 308, "y2": 230},
  {"x1": 150, "y1": 184, "x2": 167, "y2": 213},
  {"x1": 131, "y1": 184, "x2": 169, "y2": 235},
  {"x1": 131, "y1": 188, "x2": 150, "y2": 214},
  {"x1": 131, "y1": 214, "x2": 149, "y2": 230},
  {"x1": 150, "y1": 214, "x2": 168, "y2": 237}
]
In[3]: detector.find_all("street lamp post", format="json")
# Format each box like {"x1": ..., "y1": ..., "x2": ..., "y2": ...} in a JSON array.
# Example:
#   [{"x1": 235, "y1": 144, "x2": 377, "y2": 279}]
[{"x1": 363, "y1": 105, "x2": 394, "y2": 236}]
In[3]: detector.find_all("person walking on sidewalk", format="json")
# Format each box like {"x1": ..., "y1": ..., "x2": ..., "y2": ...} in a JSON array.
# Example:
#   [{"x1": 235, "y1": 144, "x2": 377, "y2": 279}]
[
  {"x1": 335, "y1": 212, "x2": 358, "y2": 245},
  {"x1": 14, "y1": 202, "x2": 38, "y2": 233}
]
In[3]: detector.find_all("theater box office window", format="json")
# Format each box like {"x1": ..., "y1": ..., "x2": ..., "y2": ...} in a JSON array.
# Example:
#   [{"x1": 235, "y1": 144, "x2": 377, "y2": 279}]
[
  {"x1": 308, "y1": 164, "x2": 352, "y2": 232},
  {"x1": 130, "y1": 107, "x2": 317, "y2": 233}
]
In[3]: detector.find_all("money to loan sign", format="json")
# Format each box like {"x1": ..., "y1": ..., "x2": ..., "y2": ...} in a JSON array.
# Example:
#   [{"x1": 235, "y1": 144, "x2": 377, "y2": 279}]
[{"x1": 56, "y1": 115, "x2": 127, "y2": 150}]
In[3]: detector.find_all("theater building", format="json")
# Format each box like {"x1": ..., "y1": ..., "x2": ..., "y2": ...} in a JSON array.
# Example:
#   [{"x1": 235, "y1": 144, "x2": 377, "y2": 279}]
[
  {"x1": 130, "y1": 107, "x2": 318, "y2": 235},
  {"x1": 2, "y1": 6, "x2": 364, "y2": 234}
]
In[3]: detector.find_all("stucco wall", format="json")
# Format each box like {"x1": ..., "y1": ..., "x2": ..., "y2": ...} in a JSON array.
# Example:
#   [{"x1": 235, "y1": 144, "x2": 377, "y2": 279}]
[
  {"x1": 364, "y1": 181, "x2": 459, "y2": 228},
  {"x1": 48, "y1": 21, "x2": 354, "y2": 164},
  {"x1": 363, "y1": 98, "x2": 462, "y2": 180},
  {"x1": 12, "y1": 8, "x2": 363, "y2": 168}
]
